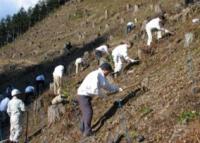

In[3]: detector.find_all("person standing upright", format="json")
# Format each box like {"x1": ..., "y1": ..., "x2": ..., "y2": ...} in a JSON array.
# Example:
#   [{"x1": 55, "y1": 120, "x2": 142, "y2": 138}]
[{"x1": 7, "y1": 89, "x2": 26, "y2": 143}]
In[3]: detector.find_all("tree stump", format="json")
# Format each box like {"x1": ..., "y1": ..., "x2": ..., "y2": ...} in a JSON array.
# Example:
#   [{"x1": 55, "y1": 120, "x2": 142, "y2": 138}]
[
  {"x1": 154, "y1": 4, "x2": 163, "y2": 15},
  {"x1": 134, "y1": 5, "x2": 139, "y2": 13},
  {"x1": 105, "y1": 10, "x2": 108, "y2": 19},
  {"x1": 48, "y1": 104, "x2": 66, "y2": 126},
  {"x1": 49, "y1": 82, "x2": 54, "y2": 92},
  {"x1": 126, "y1": 4, "x2": 132, "y2": 11}
]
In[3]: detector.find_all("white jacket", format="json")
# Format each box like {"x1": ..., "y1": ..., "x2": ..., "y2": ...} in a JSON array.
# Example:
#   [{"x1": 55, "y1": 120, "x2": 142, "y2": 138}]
[
  {"x1": 77, "y1": 68, "x2": 119, "y2": 96},
  {"x1": 146, "y1": 17, "x2": 169, "y2": 33},
  {"x1": 112, "y1": 44, "x2": 133, "y2": 61},
  {"x1": 96, "y1": 45, "x2": 109, "y2": 54},
  {"x1": 7, "y1": 96, "x2": 26, "y2": 117},
  {"x1": 75, "y1": 58, "x2": 83, "y2": 65},
  {"x1": 53, "y1": 65, "x2": 64, "y2": 77}
]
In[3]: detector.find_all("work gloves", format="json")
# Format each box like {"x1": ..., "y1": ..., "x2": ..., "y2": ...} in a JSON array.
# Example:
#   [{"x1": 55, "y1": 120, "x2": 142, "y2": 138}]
[
  {"x1": 119, "y1": 88, "x2": 123, "y2": 92},
  {"x1": 130, "y1": 59, "x2": 140, "y2": 64}
]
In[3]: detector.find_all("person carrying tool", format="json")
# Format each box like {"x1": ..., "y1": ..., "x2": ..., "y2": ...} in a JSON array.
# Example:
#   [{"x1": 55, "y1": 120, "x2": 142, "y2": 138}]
[
  {"x1": 112, "y1": 42, "x2": 139, "y2": 77},
  {"x1": 7, "y1": 89, "x2": 26, "y2": 143},
  {"x1": 35, "y1": 74, "x2": 45, "y2": 95},
  {"x1": 53, "y1": 65, "x2": 65, "y2": 95},
  {"x1": 77, "y1": 63, "x2": 123, "y2": 137},
  {"x1": 24, "y1": 85, "x2": 35, "y2": 105},
  {"x1": 145, "y1": 14, "x2": 173, "y2": 46},
  {"x1": 95, "y1": 44, "x2": 110, "y2": 65}
]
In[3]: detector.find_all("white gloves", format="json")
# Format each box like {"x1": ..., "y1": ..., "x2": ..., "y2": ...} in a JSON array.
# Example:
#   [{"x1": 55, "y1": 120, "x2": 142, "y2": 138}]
[
  {"x1": 130, "y1": 59, "x2": 139, "y2": 63},
  {"x1": 119, "y1": 88, "x2": 123, "y2": 92},
  {"x1": 164, "y1": 29, "x2": 170, "y2": 33}
]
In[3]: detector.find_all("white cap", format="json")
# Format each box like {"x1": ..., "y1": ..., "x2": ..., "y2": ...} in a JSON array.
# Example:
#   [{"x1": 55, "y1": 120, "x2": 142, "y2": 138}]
[{"x1": 11, "y1": 89, "x2": 21, "y2": 96}]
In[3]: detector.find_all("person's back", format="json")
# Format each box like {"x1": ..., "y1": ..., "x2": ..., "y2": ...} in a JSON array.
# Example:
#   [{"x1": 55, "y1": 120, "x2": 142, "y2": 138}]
[
  {"x1": 7, "y1": 89, "x2": 25, "y2": 142},
  {"x1": 7, "y1": 97, "x2": 25, "y2": 117},
  {"x1": 75, "y1": 58, "x2": 83, "y2": 65},
  {"x1": 112, "y1": 44, "x2": 128, "y2": 58},
  {"x1": 146, "y1": 17, "x2": 161, "y2": 30},
  {"x1": 0, "y1": 97, "x2": 10, "y2": 112},
  {"x1": 96, "y1": 45, "x2": 109, "y2": 54},
  {"x1": 53, "y1": 65, "x2": 64, "y2": 77},
  {"x1": 53, "y1": 65, "x2": 65, "y2": 95},
  {"x1": 78, "y1": 69, "x2": 100, "y2": 96},
  {"x1": 145, "y1": 15, "x2": 172, "y2": 46}
]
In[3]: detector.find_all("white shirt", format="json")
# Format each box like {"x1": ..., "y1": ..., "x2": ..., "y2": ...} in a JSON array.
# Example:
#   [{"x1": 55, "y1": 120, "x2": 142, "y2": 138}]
[
  {"x1": 112, "y1": 44, "x2": 132, "y2": 61},
  {"x1": 127, "y1": 22, "x2": 134, "y2": 27},
  {"x1": 75, "y1": 58, "x2": 83, "y2": 65},
  {"x1": 96, "y1": 45, "x2": 109, "y2": 54},
  {"x1": 146, "y1": 17, "x2": 169, "y2": 32},
  {"x1": 53, "y1": 65, "x2": 64, "y2": 77},
  {"x1": 7, "y1": 96, "x2": 25, "y2": 117},
  {"x1": 0, "y1": 97, "x2": 10, "y2": 112},
  {"x1": 25, "y1": 86, "x2": 35, "y2": 93},
  {"x1": 36, "y1": 74, "x2": 45, "y2": 81},
  {"x1": 77, "y1": 68, "x2": 119, "y2": 96}
]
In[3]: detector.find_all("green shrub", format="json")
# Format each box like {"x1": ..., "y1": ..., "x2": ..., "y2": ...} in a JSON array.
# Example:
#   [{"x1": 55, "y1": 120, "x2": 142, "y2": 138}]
[
  {"x1": 178, "y1": 111, "x2": 200, "y2": 124},
  {"x1": 139, "y1": 106, "x2": 153, "y2": 116}
]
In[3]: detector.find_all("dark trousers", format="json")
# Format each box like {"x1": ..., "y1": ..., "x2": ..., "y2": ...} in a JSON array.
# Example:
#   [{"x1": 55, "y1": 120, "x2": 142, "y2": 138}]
[
  {"x1": 95, "y1": 50, "x2": 102, "y2": 64},
  {"x1": 126, "y1": 25, "x2": 133, "y2": 34},
  {"x1": 185, "y1": 0, "x2": 193, "y2": 5},
  {"x1": 25, "y1": 92, "x2": 34, "y2": 105},
  {"x1": 35, "y1": 80, "x2": 45, "y2": 95},
  {"x1": 77, "y1": 95, "x2": 93, "y2": 135}
]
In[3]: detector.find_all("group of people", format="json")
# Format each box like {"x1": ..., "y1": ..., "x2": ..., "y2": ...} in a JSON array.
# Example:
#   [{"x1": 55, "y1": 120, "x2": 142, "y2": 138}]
[
  {"x1": 0, "y1": 74, "x2": 46, "y2": 142},
  {"x1": 76, "y1": 13, "x2": 174, "y2": 137},
  {"x1": 0, "y1": 11, "x2": 173, "y2": 142}
]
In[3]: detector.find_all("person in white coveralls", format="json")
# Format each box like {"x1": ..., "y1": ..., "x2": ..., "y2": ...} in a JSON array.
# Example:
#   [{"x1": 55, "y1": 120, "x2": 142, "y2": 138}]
[{"x1": 7, "y1": 89, "x2": 26, "y2": 143}]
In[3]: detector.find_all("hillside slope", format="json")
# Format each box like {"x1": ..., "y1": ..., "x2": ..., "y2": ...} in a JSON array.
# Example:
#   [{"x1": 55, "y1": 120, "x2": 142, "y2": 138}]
[{"x1": 1, "y1": 0, "x2": 200, "y2": 143}]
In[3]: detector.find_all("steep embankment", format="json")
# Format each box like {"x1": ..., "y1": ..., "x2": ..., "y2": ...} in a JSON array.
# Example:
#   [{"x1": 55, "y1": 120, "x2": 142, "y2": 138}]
[{"x1": 1, "y1": 0, "x2": 200, "y2": 142}]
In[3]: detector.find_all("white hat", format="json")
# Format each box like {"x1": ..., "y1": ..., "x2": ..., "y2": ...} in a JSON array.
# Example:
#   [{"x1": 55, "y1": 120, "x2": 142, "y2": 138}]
[{"x1": 11, "y1": 89, "x2": 21, "y2": 96}]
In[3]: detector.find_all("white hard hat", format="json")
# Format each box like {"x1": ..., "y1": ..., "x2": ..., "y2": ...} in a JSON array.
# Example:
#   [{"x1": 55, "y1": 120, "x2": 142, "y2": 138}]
[{"x1": 11, "y1": 89, "x2": 21, "y2": 96}]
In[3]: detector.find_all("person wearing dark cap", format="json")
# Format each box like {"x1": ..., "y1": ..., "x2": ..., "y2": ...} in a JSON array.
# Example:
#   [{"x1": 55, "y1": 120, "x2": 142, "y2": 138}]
[
  {"x1": 77, "y1": 63, "x2": 123, "y2": 137},
  {"x1": 35, "y1": 74, "x2": 45, "y2": 95}
]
